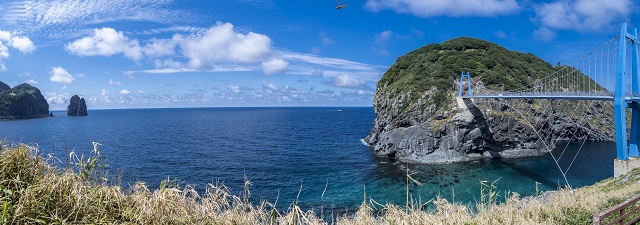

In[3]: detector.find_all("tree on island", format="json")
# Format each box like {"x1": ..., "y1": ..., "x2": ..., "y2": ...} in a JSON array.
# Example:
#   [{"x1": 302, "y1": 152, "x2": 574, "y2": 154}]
[{"x1": 67, "y1": 95, "x2": 88, "y2": 116}]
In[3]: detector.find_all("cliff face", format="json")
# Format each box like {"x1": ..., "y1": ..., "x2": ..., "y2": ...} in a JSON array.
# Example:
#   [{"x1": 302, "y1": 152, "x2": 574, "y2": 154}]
[
  {"x1": 364, "y1": 37, "x2": 614, "y2": 163},
  {"x1": 0, "y1": 83, "x2": 50, "y2": 119},
  {"x1": 67, "y1": 95, "x2": 88, "y2": 116}
]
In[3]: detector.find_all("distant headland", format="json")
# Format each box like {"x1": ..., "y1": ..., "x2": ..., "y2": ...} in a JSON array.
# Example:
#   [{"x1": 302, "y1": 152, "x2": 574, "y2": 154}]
[{"x1": 0, "y1": 81, "x2": 50, "y2": 120}]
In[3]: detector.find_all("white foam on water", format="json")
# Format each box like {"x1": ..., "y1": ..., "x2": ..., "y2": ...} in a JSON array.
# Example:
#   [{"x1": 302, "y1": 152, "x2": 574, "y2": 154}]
[{"x1": 360, "y1": 138, "x2": 369, "y2": 146}]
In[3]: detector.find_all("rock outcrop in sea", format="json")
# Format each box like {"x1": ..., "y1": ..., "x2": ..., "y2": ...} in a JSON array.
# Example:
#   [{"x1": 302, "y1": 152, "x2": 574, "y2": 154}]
[
  {"x1": 364, "y1": 37, "x2": 614, "y2": 164},
  {"x1": 0, "y1": 81, "x2": 50, "y2": 119},
  {"x1": 67, "y1": 95, "x2": 88, "y2": 116}
]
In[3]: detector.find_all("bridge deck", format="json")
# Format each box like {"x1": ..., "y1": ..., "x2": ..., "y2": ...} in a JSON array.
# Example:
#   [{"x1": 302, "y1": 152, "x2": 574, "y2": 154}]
[{"x1": 462, "y1": 95, "x2": 640, "y2": 102}]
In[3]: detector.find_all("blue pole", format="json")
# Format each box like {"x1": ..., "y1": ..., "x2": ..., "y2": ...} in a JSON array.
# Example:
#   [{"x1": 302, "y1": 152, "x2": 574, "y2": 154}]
[
  {"x1": 466, "y1": 72, "x2": 473, "y2": 96},
  {"x1": 459, "y1": 72, "x2": 472, "y2": 97},
  {"x1": 631, "y1": 29, "x2": 640, "y2": 157},
  {"x1": 459, "y1": 72, "x2": 464, "y2": 97},
  {"x1": 615, "y1": 23, "x2": 629, "y2": 160}
]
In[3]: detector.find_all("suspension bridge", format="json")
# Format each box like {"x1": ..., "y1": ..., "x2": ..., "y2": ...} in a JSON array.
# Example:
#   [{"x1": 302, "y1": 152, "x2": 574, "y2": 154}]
[{"x1": 458, "y1": 23, "x2": 640, "y2": 180}]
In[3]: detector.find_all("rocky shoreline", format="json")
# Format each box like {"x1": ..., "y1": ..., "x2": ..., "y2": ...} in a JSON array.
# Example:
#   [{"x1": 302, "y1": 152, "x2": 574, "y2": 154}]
[{"x1": 364, "y1": 89, "x2": 614, "y2": 164}]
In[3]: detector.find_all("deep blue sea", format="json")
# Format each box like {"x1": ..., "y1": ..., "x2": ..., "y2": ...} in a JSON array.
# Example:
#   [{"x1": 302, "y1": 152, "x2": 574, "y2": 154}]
[{"x1": 0, "y1": 107, "x2": 615, "y2": 213}]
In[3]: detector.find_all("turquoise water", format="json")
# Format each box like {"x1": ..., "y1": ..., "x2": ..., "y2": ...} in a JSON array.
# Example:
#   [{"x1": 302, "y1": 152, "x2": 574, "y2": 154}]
[{"x1": 0, "y1": 107, "x2": 615, "y2": 213}]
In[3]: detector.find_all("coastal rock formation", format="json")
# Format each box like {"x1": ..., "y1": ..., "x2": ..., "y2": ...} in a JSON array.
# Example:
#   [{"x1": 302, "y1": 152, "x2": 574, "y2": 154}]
[
  {"x1": 67, "y1": 95, "x2": 88, "y2": 116},
  {"x1": 364, "y1": 37, "x2": 614, "y2": 164},
  {"x1": 0, "y1": 82, "x2": 50, "y2": 119}
]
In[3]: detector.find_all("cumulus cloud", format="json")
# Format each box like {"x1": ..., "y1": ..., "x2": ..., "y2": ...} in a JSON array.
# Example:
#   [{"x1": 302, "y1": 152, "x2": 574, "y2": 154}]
[
  {"x1": 365, "y1": 0, "x2": 520, "y2": 18},
  {"x1": 261, "y1": 58, "x2": 289, "y2": 75},
  {"x1": 262, "y1": 81, "x2": 278, "y2": 91},
  {"x1": 68, "y1": 22, "x2": 289, "y2": 75},
  {"x1": 0, "y1": 30, "x2": 37, "y2": 54},
  {"x1": 143, "y1": 38, "x2": 176, "y2": 57},
  {"x1": 26, "y1": 79, "x2": 38, "y2": 85},
  {"x1": 330, "y1": 74, "x2": 367, "y2": 88},
  {"x1": 0, "y1": 30, "x2": 36, "y2": 69},
  {"x1": 49, "y1": 66, "x2": 75, "y2": 84},
  {"x1": 533, "y1": 0, "x2": 632, "y2": 33},
  {"x1": 178, "y1": 22, "x2": 272, "y2": 68},
  {"x1": 45, "y1": 92, "x2": 71, "y2": 105},
  {"x1": 109, "y1": 78, "x2": 122, "y2": 86},
  {"x1": 66, "y1": 27, "x2": 143, "y2": 60},
  {"x1": 119, "y1": 89, "x2": 131, "y2": 95},
  {"x1": 228, "y1": 84, "x2": 240, "y2": 93}
]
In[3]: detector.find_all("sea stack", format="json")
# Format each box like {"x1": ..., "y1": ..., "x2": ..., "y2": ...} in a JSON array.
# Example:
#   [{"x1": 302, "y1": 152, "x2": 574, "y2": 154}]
[{"x1": 67, "y1": 95, "x2": 88, "y2": 116}]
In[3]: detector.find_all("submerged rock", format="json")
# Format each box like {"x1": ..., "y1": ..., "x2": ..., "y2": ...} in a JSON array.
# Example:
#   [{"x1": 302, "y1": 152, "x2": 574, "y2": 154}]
[{"x1": 67, "y1": 95, "x2": 88, "y2": 116}]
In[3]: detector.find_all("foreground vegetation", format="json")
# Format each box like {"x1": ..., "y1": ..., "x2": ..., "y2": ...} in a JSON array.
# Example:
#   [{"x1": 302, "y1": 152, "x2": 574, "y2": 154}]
[{"x1": 2, "y1": 142, "x2": 640, "y2": 224}]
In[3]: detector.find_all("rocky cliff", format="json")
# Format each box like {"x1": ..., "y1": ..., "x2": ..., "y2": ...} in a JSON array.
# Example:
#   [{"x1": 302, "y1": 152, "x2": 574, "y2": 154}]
[
  {"x1": 364, "y1": 37, "x2": 614, "y2": 164},
  {"x1": 67, "y1": 95, "x2": 88, "y2": 116},
  {"x1": 0, "y1": 82, "x2": 50, "y2": 119}
]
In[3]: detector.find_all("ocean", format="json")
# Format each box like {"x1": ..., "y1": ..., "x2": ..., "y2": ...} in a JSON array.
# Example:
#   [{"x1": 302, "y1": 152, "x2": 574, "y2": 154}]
[{"x1": 0, "y1": 107, "x2": 615, "y2": 213}]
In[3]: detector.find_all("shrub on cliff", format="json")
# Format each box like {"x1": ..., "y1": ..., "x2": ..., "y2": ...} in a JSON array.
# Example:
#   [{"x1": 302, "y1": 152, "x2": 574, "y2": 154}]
[{"x1": 377, "y1": 37, "x2": 557, "y2": 111}]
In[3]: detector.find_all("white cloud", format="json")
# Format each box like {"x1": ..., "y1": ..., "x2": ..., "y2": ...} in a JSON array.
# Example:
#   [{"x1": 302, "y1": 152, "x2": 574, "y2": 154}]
[
  {"x1": 494, "y1": 30, "x2": 506, "y2": 38},
  {"x1": 320, "y1": 31, "x2": 334, "y2": 46},
  {"x1": 331, "y1": 74, "x2": 367, "y2": 87},
  {"x1": 143, "y1": 38, "x2": 176, "y2": 57},
  {"x1": 119, "y1": 89, "x2": 131, "y2": 95},
  {"x1": 45, "y1": 92, "x2": 71, "y2": 105},
  {"x1": 26, "y1": 79, "x2": 38, "y2": 85},
  {"x1": 122, "y1": 70, "x2": 135, "y2": 79},
  {"x1": 228, "y1": 84, "x2": 241, "y2": 93},
  {"x1": 0, "y1": 30, "x2": 36, "y2": 69},
  {"x1": 177, "y1": 22, "x2": 272, "y2": 68},
  {"x1": 109, "y1": 78, "x2": 122, "y2": 86},
  {"x1": 371, "y1": 46, "x2": 389, "y2": 56},
  {"x1": 261, "y1": 58, "x2": 289, "y2": 75},
  {"x1": 49, "y1": 66, "x2": 75, "y2": 84},
  {"x1": 0, "y1": 30, "x2": 36, "y2": 54},
  {"x1": 1, "y1": 0, "x2": 193, "y2": 38},
  {"x1": 281, "y1": 51, "x2": 386, "y2": 73},
  {"x1": 534, "y1": 0, "x2": 632, "y2": 33},
  {"x1": 311, "y1": 47, "x2": 321, "y2": 54},
  {"x1": 66, "y1": 27, "x2": 143, "y2": 60},
  {"x1": 534, "y1": 27, "x2": 557, "y2": 42},
  {"x1": 8, "y1": 36, "x2": 36, "y2": 54},
  {"x1": 374, "y1": 30, "x2": 394, "y2": 45},
  {"x1": 311, "y1": 68, "x2": 324, "y2": 77},
  {"x1": 262, "y1": 81, "x2": 278, "y2": 91},
  {"x1": 101, "y1": 88, "x2": 109, "y2": 96},
  {"x1": 365, "y1": 0, "x2": 520, "y2": 18}
]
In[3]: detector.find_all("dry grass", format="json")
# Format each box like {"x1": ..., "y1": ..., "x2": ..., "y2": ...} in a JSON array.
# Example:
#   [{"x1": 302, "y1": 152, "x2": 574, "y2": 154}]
[{"x1": 2, "y1": 142, "x2": 640, "y2": 224}]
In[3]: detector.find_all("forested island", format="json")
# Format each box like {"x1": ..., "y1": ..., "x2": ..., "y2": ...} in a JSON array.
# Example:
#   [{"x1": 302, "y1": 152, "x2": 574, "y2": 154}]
[
  {"x1": 0, "y1": 81, "x2": 50, "y2": 120},
  {"x1": 364, "y1": 37, "x2": 613, "y2": 163}
]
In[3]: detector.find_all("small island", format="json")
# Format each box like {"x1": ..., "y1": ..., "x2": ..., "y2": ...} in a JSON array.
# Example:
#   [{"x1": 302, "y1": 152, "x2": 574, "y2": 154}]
[
  {"x1": 67, "y1": 95, "x2": 88, "y2": 116},
  {"x1": 0, "y1": 81, "x2": 50, "y2": 120}
]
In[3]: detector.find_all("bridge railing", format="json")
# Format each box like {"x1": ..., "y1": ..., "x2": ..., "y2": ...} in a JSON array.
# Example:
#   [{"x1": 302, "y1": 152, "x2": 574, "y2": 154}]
[{"x1": 593, "y1": 194, "x2": 640, "y2": 225}]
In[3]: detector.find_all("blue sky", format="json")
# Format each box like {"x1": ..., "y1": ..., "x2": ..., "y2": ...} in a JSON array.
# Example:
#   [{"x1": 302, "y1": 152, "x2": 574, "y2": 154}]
[{"x1": 0, "y1": 0, "x2": 637, "y2": 109}]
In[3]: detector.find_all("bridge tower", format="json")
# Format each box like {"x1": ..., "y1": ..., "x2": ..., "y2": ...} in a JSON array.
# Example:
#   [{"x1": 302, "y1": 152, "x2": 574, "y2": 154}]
[{"x1": 614, "y1": 23, "x2": 640, "y2": 177}]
